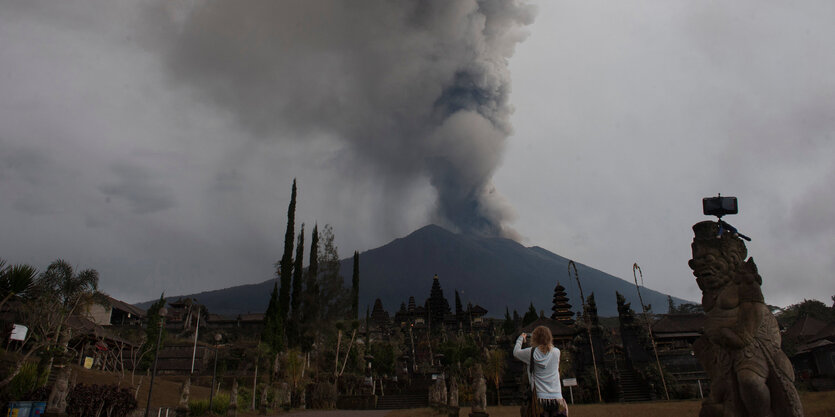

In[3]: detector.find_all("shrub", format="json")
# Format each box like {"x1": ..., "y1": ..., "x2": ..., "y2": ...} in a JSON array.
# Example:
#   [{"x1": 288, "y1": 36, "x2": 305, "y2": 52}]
[
  {"x1": 211, "y1": 393, "x2": 230, "y2": 415},
  {"x1": 65, "y1": 384, "x2": 137, "y2": 417},
  {"x1": 310, "y1": 381, "x2": 336, "y2": 409},
  {"x1": 236, "y1": 385, "x2": 252, "y2": 409},
  {"x1": 4, "y1": 362, "x2": 43, "y2": 401},
  {"x1": 188, "y1": 398, "x2": 209, "y2": 416},
  {"x1": 188, "y1": 393, "x2": 229, "y2": 416}
]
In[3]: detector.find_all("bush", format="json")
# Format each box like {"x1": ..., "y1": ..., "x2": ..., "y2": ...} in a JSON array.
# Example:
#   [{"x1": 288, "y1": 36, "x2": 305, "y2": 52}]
[
  {"x1": 3, "y1": 362, "x2": 44, "y2": 401},
  {"x1": 188, "y1": 393, "x2": 230, "y2": 416},
  {"x1": 310, "y1": 381, "x2": 336, "y2": 409},
  {"x1": 211, "y1": 393, "x2": 230, "y2": 415},
  {"x1": 188, "y1": 399, "x2": 209, "y2": 416},
  {"x1": 236, "y1": 385, "x2": 252, "y2": 409},
  {"x1": 65, "y1": 384, "x2": 137, "y2": 417}
]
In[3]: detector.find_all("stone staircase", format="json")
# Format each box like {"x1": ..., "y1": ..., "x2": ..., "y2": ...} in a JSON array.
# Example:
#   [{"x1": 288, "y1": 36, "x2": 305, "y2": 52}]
[
  {"x1": 375, "y1": 393, "x2": 429, "y2": 409},
  {"x1": 618, "y1": 366, "x2": 651, "y2": 402},
  {"x1": 499, "y1": 358, "x2": 524, "y2": 405}
]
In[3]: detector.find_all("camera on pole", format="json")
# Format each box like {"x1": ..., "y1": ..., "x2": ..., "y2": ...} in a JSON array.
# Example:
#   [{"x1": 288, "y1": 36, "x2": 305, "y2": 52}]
[{"x1": 702, "y1": 194, "x2": 751, "y2": 241}]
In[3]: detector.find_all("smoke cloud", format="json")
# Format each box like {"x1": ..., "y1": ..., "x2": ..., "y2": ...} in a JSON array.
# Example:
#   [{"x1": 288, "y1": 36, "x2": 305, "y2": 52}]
[{"x1": 154, "y1": 0, "x2": 535, "y2": 238}]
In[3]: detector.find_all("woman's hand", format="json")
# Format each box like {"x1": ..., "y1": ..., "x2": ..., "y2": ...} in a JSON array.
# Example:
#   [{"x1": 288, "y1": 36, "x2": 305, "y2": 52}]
[
  {"x1": 558, "y1": 398, "x2": 569, "y2": 416},
  {"x1": 520, "y1": 333, "x2": 527, "y2": 343}
]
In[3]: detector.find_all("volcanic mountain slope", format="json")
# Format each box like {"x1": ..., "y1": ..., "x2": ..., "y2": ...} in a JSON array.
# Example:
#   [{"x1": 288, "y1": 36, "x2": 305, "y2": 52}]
[{"x1": 137, "y1": 224, "x2": 691, "y2": 317}]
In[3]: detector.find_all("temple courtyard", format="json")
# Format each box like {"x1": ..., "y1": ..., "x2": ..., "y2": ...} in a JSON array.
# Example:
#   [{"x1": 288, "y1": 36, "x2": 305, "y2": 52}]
[{"x1": 382, "y1": 390, "x2": 835, "y2": 417}]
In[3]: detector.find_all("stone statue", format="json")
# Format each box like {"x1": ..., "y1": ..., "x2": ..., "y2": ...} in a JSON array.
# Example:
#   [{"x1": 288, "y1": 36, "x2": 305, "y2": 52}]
[
  {"x1": 469, "y1": 364, "x2": 488, "y2": 417},
  {"x1": 175, "y1": 378, "x2": 190, "y2": 417},
  {"x1": 448, "y1": 377, "x2": 459, "y2": 408},
  {"x1": 46, "y1": 366, "x2": 72, "y2": 415},
  {"x1": 260, "y1": 384, "x2": 269, "y2": 414},
  {"x1": 430, "y1": 376, "x2": 446, "y2": 403},
  {"x1": 689, "y1": 221, "x2": 803, "y2": 417},
  {"x1": 439, "y1": 376, "x2": 447, "y2": 405},
  {"x1": 280, "y1": 381, "x2": 291, "y2": 408},
  {"x1": 271, "y1": 384, "x2": 279, "y2": 410},
  {"x1": 230, "y1": 379, "x2": 238, "y2": 415}
]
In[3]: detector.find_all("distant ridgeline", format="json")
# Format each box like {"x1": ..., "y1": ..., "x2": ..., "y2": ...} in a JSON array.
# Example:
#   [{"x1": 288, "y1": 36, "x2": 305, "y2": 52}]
[{"x1": 136, "y1": 225, "x2": 692, "y2": 318}]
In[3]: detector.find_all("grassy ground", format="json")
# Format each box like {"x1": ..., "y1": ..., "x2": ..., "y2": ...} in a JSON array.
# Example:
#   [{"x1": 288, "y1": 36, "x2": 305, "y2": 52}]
[
  {"x1": 71, "y1": 364, "x2": 214, "y2": 410},
  {"x1": 385, "y1": 390, "x2": 835, "y2": 417}
]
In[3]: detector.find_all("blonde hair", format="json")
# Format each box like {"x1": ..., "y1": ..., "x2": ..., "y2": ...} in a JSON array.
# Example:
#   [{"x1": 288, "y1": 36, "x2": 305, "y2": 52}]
[{"x1": 531, "y1": 325, "x2": 553, "y2": 354}]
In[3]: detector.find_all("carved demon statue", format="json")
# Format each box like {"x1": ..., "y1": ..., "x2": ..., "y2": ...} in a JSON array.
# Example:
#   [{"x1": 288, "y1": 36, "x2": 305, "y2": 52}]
[{"x1": 689, "y1": 221, "x2": 803, "y2": 417}]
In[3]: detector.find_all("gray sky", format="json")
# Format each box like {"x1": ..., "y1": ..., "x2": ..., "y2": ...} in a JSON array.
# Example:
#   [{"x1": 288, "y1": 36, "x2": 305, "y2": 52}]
[{"x1": 1, "y1": 0, "x2": 833, "y2": 309}]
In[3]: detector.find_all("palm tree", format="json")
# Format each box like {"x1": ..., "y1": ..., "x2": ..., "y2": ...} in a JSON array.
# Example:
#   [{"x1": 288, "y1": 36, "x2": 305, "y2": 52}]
[
  {"x1": 32, "y1": 259, "x2": 102, "y2": 375},
  {"x1": 0, "y1": 258, "x2": 38, "y2": 311},
  {"x1": 0, "y1": 259, "x2": 101, "y2": 389},
  {"x1": 484, "y1": 348, "x2": 507, "y2": 405},
  {"x1": 37, "y1": 259, "x2": 100, "y2": 312}
]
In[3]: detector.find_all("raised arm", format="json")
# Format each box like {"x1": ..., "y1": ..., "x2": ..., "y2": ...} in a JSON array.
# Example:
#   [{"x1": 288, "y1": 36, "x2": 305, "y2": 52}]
[{"x1": 513, "y1": 333, "x2": 531, "y2": 364}]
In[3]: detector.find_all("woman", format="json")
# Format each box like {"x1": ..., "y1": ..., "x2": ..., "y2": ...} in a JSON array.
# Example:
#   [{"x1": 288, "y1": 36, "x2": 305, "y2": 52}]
[{"x1": 513, "y1": 326, "x2": 568, "y2": 417}]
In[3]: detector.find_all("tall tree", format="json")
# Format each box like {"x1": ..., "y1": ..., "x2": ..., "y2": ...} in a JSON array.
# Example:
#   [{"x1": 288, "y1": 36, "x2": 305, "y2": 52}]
[
  {"x1": 278, "y1": 179, "x2": 297, "y2": 325},
  {"x1": 522, "y1": 302, "x2": 538, "y2": 326},
  {"x1": 585, "y1": 293, "x2": 600, "y2": 327},
  {"x1": 318, "y1": 225, "x2": 349, "y2": 322},
  {"x1": 300, "y1": 224, "x2": 320, "y2": 349},
  {"x1": 288, "y1": 224, "x2": 305, "y2": 348},
  {"x1": 454, "y1": 290, "x2": 463, "y2": 316},
  {"x1": 0, "y1": 260, "x2": 93, "y2": 389},
  {"x1": 262, "y1": 283, "x2": 283, "y2": 352},
  {"x1": 291, "y1": 224, "x2": 305, "y2": 320},
  {"x1": 351, "y1": 251, "x2": 360, "y2": 320},
  {"x1": 32, "y1": 259, "x2": 101, "y2": 375},
  {"x1": 502, "y1": 307, "x2": 515, "y2": 336},
  {"x1": 484, "y1": 349, "x2": 507, "y2": 405}
]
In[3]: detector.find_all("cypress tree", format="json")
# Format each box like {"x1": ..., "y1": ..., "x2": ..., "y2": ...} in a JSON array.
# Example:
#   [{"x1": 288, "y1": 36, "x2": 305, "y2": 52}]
[
  {"x1": 351, "y1": 251, "x2": 360, "y2": 320},
  {"x1": 278, "y1": 179, "x2": 297, "y2": 324},
  {"x1": 302, "y1": 224, "x2": 320, "y2": 326},
  {"x1": 262, "y1": 283, "x2": 283, "y2": 352},
  {"x1": 503, "y1": 306, "x2": 515, "y2": 335},
  {"x1": 586, "y1": 293, "x2": 600, "y2": 327},
  {"x1": 454, "y1": 290, "x2": 463, "y2": 316},
  {"x1": 522, "y1": 302, "x2": 538, "y2": 326},
  {"x1": 289, "y1": 224, "x2": 305, "y2": 346}
]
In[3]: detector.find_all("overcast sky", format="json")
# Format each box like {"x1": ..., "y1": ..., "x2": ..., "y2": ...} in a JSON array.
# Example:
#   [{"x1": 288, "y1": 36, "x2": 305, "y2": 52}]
[{"x1": 1, "y1": 0, "x2": 833, "y2": 309}]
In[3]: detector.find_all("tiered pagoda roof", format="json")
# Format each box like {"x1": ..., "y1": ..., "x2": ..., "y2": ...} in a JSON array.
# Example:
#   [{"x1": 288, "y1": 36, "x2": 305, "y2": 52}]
[{"x1": 550, "y1": 282, "x2": 574, "y2": 325}]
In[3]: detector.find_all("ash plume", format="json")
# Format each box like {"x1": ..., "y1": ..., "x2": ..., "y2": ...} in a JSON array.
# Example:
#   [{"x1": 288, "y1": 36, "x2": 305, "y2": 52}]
[{"x1": 158, "y1": 0, "x2": 535, "y2": 238}]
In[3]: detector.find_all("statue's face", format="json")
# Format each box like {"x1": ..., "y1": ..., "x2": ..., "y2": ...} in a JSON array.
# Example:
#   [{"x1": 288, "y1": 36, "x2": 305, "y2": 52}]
[{"x1": 689, "y1": 242, "x2": 731, "y2": 290}]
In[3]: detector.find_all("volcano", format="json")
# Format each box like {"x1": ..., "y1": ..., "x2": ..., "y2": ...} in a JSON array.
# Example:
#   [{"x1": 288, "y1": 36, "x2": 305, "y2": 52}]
[{"x1": 137, "y1": 224, "x2": 691, "y2": 317}]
